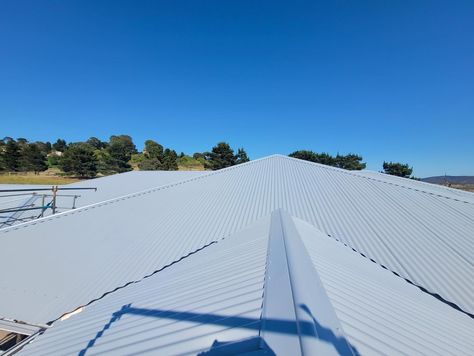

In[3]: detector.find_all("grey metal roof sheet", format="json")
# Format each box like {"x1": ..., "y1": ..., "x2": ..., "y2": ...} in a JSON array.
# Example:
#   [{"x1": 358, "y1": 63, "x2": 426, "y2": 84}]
[
  {"x1": 355, "y1": 170, "x2": 474, "y2": 204},
  {"x1": 0, "y1": 155, "x2": 473, "y2": 327},
  {"x1": 18, "y1": 216, "x2": 270, "y2": 355},
  {"x1": 60, "y1": 171, "x2": 207, "y2": 208},
  {"x1": 295, "y1": 217, "x2": 474, "y2": 355},
  {"x1": 17, "y1": 211, "x2": 355, "y2": 356},
  {"x1": 17, "y1": 210, "x2": 473, "y2": 355},
  {"x1": 0, "y1": 193, "x2": 40, "y2": 228},
  {"x1": 0, "y1": 184, "x2": 45, "y2": 215},
  {"x1": 0, "y1": 171, "x2": 207, "y2": 227}
]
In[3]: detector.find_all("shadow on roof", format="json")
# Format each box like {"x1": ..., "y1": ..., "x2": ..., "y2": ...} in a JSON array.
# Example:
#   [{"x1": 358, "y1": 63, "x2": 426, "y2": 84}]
[{"x1": 79, "y1": 303, "x2": 358, "y2": 355}]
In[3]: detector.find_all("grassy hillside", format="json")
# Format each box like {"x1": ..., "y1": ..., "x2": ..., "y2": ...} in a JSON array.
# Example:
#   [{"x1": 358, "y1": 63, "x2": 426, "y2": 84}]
[
  {"x1": 422, "y1": 176, "x2": 474, "y2": 193},
  {"x1": 0, "y1": 172, "x2": 81, "y2": 185},
  {"x1": 0, "y1": 158, "x2": 207, "y2": 185},
  {"x1": 448, "y1": 184, "x2": 474, "y2": 193},
  {"x1": 177, "y1": 156, "x2": 206, "y2": 171}
]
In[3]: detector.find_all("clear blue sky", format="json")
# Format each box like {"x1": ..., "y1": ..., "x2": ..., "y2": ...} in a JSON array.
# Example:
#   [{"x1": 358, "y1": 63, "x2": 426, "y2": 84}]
[{"x1": 1, "y1": 1, "x2": 473, "y2": 177}]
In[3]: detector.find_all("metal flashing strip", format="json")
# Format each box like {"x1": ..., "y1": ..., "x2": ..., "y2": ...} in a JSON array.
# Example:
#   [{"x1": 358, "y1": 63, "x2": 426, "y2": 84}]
[
  {"x1": 0, "y1": 319, "x2": 42, "y2": 336},
  {"x1": 0, "y1": 319, "x2": 48, "y2": 355},
  {"x1": 261, "y1": 209, "x2": 354, "y2": 356}
]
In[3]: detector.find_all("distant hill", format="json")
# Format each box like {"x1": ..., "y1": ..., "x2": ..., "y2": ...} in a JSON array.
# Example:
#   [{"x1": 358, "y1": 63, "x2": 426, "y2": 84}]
[{"x1": 422, "y1": 176, "x2": 474, "y2": 185}]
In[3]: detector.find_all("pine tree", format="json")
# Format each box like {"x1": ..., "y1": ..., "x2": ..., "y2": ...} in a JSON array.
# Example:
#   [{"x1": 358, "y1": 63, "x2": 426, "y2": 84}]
[
  {"x1": 106, "y1": 135, "x2": 137, "y2": 173},
  {"x1": 289, "y1": 150, "x2": 335, "y2": 166},
  {"x1": 235, "y1": 148, "x2": 250, "y2": 164},
  {"x1": 52, "y1": 139, "x2": 67, "y2": 152},
  {"x1": 162, "y1": 149, "x2": 178, "y2": 170},
  {"x1": 138, "y1": 157, "x2": 163, "y2": 170},
  {"x1": 3, "y1": 139, "x2": 21, "y2": 171},
  {"x1": 383, "y1": 161, "x2": 413, "y2": 178},
  {"x1": 60, "y1": 144, "x2": 98, "y2": 177},
  {"x1": 289, "y1": 150, "x2": 366, "y2": 170},
  {"x1": 21, "y1": 144, "x2": 48, "y2": 173},
  {"x1": 335, "y1": 153, "x2": 366, "y2": 170},
  {"x1": 204, "y1": 142, "x2": 236, "y2": 170},
  {"x1": 87, "y1": 137, "x2": 107, "y2": 149}
]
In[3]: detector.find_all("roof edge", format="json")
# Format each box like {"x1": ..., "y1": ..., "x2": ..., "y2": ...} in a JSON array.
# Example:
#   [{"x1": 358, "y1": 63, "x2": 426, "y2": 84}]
[{"x1": 281, "y1": 155, "x2": 474, "y2": 205}]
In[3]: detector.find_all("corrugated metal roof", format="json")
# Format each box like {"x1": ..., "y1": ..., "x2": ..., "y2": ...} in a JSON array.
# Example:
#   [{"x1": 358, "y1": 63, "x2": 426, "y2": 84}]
[
  {"x1": 355, "y1": 170, "x2": 474, "y2": 204},
  {"x1": 0, "y1": 155, "x2": 473, "y2": 326},
  {"x1": 296, "y1": 217, "x2": 474, "y2": 355},
  {"x1": 0, "y1": 171, "x2": 206, "y2": 227},
  {"x1": 18, "y1": 216, "x2": 270, "y2": 355},
  {"x1": 0, "y1": 194, "x2": 40, "y2": 228},
  {"x1": 17, "y1": 210, "x2": 473, "y2": 355},
  {"x1": 58, "y1": 171, "x2": 207, "y2": 208},
  {"x1": 18, "y1": 210, "x2": 354, "y2": 356},
  {"x1": 15, "y1": 210, "x2": 355, "y2": 356},
  {"x1": 0, "y1": 184, "x2": 44, "y2": 217}
]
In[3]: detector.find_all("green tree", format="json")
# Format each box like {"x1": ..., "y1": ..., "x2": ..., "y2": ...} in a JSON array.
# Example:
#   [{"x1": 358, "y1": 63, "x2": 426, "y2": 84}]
[
  {"x1": 383, "y1": 161, "x2": 413, "y2": 178},
  {"x1": 138, "y1": 140, "x2": 179, "y2": 171},
  {"x1": 16, "y1": 138, "x2": 28, "y2": 146},
  {"x1": 0, "y1": 140, "x2": 5, "y2": 171},
  {"x1": 21, "y1": 144, "x2": 48, "y2": 173},
  {"x1": 87, "y1": 137, "x2": 107, "y2": 150},
  {"x1": 144, "y1": 140, "x2": 163, "y2": 159},
  {"x1": 139, "y1": 157, "x2": 163, "y2": 170},
  {"x1": 94, "y1": 149, "x2": 115, "y2": 175},
  {"x1": 2, "y1": 139, "x2": 21, "y2": 171},
  {"x1": 162, "y1": 149, "x2": 178, "y2": 170},
  {"x1": 335, "y1": 153, "x2": 366, "y2": 170},
  {"x1": 35, "y1": 141, "x2": 52, "y2": 155},
  {"x1": 138, "y1": 140, "x2": 164, "y2": 170},
  {"x1": 60, "y1": 144, "x2": 98, "y2": 178},
  {"x1": 193, "y1": 152, "x2": 205, "y2": 160},
  {"x1": 106, "y1": 135, "x2": 137, "y2": 173},
  {"x1": 289, "y1": 150, "x2": 366, "y2": 170},
  {"x1": 204, "y1": 142, "x2": 236, "y2": 170},
  {"x1": 289, "y1": 150, "x2": 335, "y2": 166},
  {"x1": 52, "y1": 139, "x2": 67, "y2": 152},
  {"x1": 235, "y1": 148, "x2": 250, "y2": 164}
]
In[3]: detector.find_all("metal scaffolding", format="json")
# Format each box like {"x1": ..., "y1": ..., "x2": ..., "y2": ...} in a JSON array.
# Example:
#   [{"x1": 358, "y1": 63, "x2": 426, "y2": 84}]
[{"x1": 0, "y1": 186, "x2": 97, "y2": 228}]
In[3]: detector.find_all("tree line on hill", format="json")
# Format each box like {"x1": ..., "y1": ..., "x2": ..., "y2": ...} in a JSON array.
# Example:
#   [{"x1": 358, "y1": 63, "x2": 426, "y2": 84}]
[
  {"x1": 289, "y1": 150, "x2": 367, "y2": 170},
  {"x1": 0, "y1": 136, "x2": 250, "y2": 178},
  {"x1": 0, "y1": 137, "x2": 414, "y2": 179},
  {"x1": 289, "y1": 150, "x2": 415, "y2": 178}
]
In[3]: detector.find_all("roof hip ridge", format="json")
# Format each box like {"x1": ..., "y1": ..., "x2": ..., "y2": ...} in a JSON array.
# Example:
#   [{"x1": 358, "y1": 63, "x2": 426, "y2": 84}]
[{"x1": 261, "y1": 209, "x2": 354, "y2": 355}]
